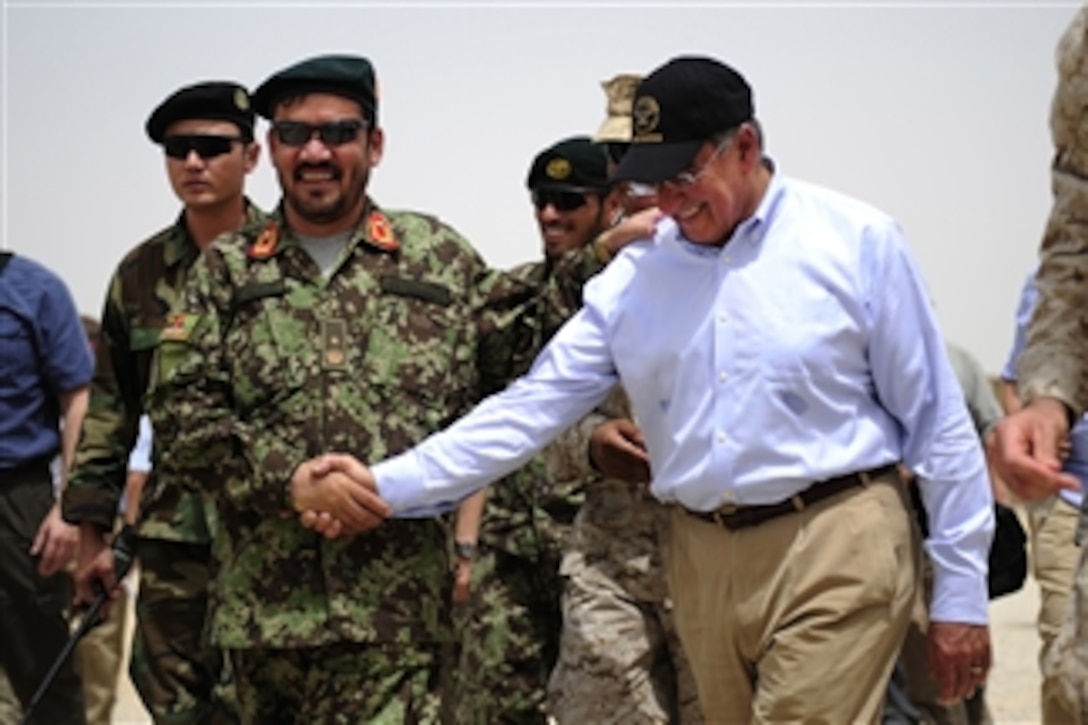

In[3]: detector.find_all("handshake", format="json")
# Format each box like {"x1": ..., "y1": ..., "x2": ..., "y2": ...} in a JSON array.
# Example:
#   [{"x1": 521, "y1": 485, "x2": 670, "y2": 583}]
[{"x1": 289, "y1": 453, "x2": 391, "y2": 538}]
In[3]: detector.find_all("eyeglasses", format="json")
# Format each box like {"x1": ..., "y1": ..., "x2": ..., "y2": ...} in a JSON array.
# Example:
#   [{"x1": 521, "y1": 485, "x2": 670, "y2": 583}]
[
  {"x1": 655, "y1": 133, "x2": 736, "y2": 193},
  {"x1": 531, "y1": 188, "x2": 591, "y2": 212},
  {"x1": 162, "y1": 135, "x2": 245, "y2": 160},
  {"x1": 272, "y1": 120, "x2": 367, "y2": 147}
]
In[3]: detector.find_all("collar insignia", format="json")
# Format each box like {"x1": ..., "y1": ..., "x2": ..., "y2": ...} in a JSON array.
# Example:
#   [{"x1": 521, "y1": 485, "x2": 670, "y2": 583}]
[
  {"x1": 248, "y1": 222, "x2": 280, "y2": 259},
  {"x1": 366, "y1": 211, "x2": 399, "y2": 252}
]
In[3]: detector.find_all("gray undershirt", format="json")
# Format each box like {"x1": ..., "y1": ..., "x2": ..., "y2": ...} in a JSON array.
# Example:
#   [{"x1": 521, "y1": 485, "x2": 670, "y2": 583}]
[{"x1": 296, "y1": 231, "x2": 351, "y2": 279}]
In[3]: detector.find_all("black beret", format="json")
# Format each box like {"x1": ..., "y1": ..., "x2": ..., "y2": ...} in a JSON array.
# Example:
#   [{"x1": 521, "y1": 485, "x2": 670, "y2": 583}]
[
  {"x1": 526, "y1": 136, "x2": 610, "y2": 192},
  {"x1": 252, "y1": 55, "x2": 378, "y2": 123},
  {"x1": 614, "y1": 56, "x2": 754, "y2": 183},
  {"x1": 145, "y1": 81, "x2": 255, "y2": 144}
]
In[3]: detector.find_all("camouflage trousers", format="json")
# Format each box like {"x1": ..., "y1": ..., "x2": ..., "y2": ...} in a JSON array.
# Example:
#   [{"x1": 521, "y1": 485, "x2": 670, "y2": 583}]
[
  {"x1": 449, "y1": 545, "x2": 564, "y2": 724},
  {"x1": 548, "y1": 482, "x2": 703, "y2": 724},
  {"x1": 1042, "y1": 533, "x2": 1088, "y2": 721},
  {"x1": 131, "y1": 538, "x2": 234, "y2": 724},
  {"x1": 231, "y1": 641, "x2": 443, "y2": 724}
]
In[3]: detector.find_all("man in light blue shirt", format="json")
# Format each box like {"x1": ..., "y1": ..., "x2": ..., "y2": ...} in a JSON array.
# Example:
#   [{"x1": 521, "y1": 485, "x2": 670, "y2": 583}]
[{"x1": 291, "y1": 55, "x2": 995, "y2": 721}]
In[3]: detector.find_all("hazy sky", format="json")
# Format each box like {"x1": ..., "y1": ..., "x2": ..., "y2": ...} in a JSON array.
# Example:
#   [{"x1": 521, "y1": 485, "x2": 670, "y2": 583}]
[{"x1": 1, "y1": 1, "x2": 1080, "y2": 372}]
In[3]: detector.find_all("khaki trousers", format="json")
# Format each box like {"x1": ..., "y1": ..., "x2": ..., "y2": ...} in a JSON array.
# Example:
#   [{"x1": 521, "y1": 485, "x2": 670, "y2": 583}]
[
  {"x1": 668, "y1": 472, "x2": 919, "y2": 723},
  {"x1": 1027, "y1": 496, "x2": 1081, "y2": 724}
]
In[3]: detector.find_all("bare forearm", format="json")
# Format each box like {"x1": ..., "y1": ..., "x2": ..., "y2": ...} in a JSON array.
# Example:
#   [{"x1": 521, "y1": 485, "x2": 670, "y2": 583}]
[{"x1": 58, "y1": 386, "x2": 90, "y2": 488}]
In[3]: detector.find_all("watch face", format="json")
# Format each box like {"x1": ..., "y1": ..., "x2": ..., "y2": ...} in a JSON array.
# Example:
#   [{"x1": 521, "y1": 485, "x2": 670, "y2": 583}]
[{"x1": 454, "y1": 541, "x2": 477, "y2": 560}]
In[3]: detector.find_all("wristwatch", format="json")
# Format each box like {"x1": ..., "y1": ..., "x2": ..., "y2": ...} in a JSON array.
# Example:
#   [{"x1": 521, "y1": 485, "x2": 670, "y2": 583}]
[{"x1": 454, "y1": 540, "x2": 477, "y2": 561}]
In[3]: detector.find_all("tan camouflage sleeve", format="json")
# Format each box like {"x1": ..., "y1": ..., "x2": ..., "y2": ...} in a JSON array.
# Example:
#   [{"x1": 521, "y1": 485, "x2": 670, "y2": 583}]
[
  {"x1": 63, "y1": 270, "x2": 141, "y2": 529},
  {"x1": 1018, "y1": 6, "x2": 1088, "y2": 416}
]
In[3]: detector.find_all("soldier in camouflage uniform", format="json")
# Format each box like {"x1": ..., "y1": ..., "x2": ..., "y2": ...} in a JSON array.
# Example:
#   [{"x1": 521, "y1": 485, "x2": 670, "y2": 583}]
[
  {"x1": 147, "y1": 56, "x2": 604, "y2": 723},
  {"x1": 543, "y1": 77, "x2": 703, "y2": 725},
  {"x1": 448, "y1": 136, "x2": 615, "y2": 724},
  {"x1": 991, "y1": 5, "x2": 1088, "y2": 720},
  {"x1": 61, "y1": 81, "x2": 263, "y2": 723}
]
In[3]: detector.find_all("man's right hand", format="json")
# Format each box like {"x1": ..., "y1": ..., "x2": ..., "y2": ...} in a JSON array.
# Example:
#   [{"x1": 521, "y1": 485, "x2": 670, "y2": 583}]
[
  {"x1": 589, "y1": 418, "x2": 651, "y2": 482},
  {"x1": 291, "y1": 453, "x2": 390, "y2": 537},
  {"x1": 988, "y1": 397, "x2": 1082, "y2": 501},
  {"x1": 74, "y1": 523, "x2": 118, "y2": 607}
]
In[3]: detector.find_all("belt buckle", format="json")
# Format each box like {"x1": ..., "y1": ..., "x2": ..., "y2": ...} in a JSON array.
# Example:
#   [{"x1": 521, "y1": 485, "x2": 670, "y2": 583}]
[{"x1": 712, "y1": 503, "x2": 739, "y2": 527}]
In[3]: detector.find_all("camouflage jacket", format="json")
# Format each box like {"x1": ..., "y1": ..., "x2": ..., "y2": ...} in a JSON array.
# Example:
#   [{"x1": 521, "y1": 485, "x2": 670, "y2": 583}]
[
  {"x1": 147, "y1": 201, "x2": 598, "y2": 648},
  {"x1": 63, "y1": 200, "x2": 265, "y2": 542},
  {"x1": 543, "y1": 387, "x2": 671, "y2": 602},
  {"x1": 476, "y1": 258, "x2": 588, "y2": 561},
  {"x1": 1019, "y1": 5, "x2": 1088, "y2": 416}
]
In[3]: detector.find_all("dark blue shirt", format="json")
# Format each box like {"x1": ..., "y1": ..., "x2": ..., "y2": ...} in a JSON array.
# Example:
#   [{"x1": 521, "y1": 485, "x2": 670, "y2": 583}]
[{"x1": 0, "y1": 253, "x2": 94, "y2": 469}]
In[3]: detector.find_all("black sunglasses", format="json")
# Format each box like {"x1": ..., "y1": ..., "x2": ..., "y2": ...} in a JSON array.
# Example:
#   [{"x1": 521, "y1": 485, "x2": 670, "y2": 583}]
[
  {"x1": 531, "y1": 188, "x2": 591, "y2": 212},
  {"x1": 162, "y1": 135, "x2": 245, "y2": 160},
  {"x1": 272, "y1": 120, "x2": 367, "y2": 147}
]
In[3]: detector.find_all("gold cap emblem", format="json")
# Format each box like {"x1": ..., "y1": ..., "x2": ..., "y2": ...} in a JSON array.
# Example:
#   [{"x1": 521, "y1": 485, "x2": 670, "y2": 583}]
[
  {"x1": 545, "y1": 157, "x2": 572, "y2": 180},
  {"x1": 632, "y1": 96, "x2": 662, "y2": 142},
  {"x1": 234, "y1": 88, "x2": 250, "y2": 112}
]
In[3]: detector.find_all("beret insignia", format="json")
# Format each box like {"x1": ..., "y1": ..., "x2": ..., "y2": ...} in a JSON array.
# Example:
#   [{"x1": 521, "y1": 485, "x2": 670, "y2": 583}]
[{"x1": 545, "y1": 157, "x2": 572, "y2": 181}]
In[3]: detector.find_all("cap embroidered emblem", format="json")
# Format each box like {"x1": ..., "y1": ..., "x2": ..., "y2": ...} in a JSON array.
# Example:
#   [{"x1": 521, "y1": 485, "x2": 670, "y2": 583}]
[
  {"x1": 545, "y1": 157, "x2": 572, "y2": 180},
  {"x1": 234, "y1": 88, "x2": 250, "y2": 111},
  {"x1": 248, "y1": 222, "x2": 279, "y2": 259},
  {"x1": 632, "y1": 96, "x2": 662, "y2": 142},
  {"x1": 366, "y1": 211, "x2": 399, "y2": 251}
]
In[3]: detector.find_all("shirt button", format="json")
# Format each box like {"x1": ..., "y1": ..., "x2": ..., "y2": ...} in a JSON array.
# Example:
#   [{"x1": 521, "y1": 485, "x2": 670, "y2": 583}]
[
  {"x1": 722, "y1": 491, "x2": 735, "y2": 504},
  {"x1": 718, "y1": 371, "x2": 728, "y2": 382},
  {"x1": 718, "y1": 313, "x2": 729, "y2": 324},
  {"x1": 717, "y1": 431, "x2": 727, "y2": 443}
]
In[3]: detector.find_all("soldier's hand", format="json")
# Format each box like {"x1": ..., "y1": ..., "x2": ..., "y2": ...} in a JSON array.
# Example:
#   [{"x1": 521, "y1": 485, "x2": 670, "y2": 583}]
[
  {"x1": 74, "y1": 524, "x2": 121, "y2": 608},
  {"x1": 31, "y1": 502, "x2": 78, "y2": 578},
  {"x1": 988, "y1": 398, "x2": 1081, "y2": 501},
  {"x1": 291, "y1": 454, "x2": 390, "y2": 535},
  {"x1": 589, "y1": 418, "x2": 651, "y2": 482},
  {"x1": 927, "y1": 621, "x2": 991, "y2": 705},
  {"x1": 452, "y1": 559, "x2": 472, "y2": 605}
]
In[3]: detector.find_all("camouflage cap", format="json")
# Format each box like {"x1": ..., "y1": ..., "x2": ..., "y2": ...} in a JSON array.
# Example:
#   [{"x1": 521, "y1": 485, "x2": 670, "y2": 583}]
[
  {"x1": 145, "y1": 81, "x2": 255, "y2": 143},
  {"x1": 252, "y1": 54, "x2": 378, "y2": 123},
  {"x1": 593, "y1": 74, "x2": 642, "y2": 143},
  {"x1": 525, "y1": 136, "x2": 610, "y2": 192},
  {"x1": 614, "y1": 56, "x2": 753, "y2": 183}
]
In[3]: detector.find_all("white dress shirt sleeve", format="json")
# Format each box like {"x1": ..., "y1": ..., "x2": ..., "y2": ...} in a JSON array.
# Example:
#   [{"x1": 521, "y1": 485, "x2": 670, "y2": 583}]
[
  {"x1": 862, "y1": 219, "x2": 994, "y2": 624},
  {"x1": 374, "y1": 272, "x2": 624, "y2": 515}
]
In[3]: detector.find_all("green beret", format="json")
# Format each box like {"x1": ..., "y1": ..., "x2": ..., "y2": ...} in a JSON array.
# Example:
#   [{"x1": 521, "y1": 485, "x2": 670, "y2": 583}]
[
  {"x1": 526, "y1": 136, "x2": 610, "y2": 191},
  {"x1": 146, "y1": 81, "x2": 255, "y2": 143},
  {"x1": 252, "y1": 55, "x2": 378, "y2": 123}
]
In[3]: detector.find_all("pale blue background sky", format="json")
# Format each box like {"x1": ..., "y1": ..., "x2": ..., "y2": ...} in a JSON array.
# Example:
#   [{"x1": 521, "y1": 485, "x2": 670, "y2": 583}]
[{"x1": 1, "y1": 1, "x2": 1080, "y2": 372}]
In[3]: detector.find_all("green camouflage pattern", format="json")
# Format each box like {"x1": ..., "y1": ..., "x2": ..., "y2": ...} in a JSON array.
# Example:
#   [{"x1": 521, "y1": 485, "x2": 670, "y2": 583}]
[
  {"x1": 129, "y1": 539, "x2": 236, "y2": 724},
  {"x1": 231, "y1": 642, "x2": 443, "y2": 724},
  {"x1": 452, "y1": 257, "x2": 590, "y2": 722},
  {"x1": 1019, "y1": 5, "x2": 1088, "y2": 417},
  {"x1": 449, "y1": 545, "x2": 561, "y2": 724},
  {"x1": 147, "y1": 200, "x2": 593, "y2": 651},
  {"x1": 62, "y1": 201, "x2": 265, "y2": 542}
]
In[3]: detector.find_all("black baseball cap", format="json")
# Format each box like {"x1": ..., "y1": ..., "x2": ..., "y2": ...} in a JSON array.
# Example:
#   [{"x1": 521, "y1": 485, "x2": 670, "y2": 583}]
[
  {"x1": 252, "y1": 54, "x2": 378, "y2": 124},
  {"x1": 146, "y1": 81, "x2": 255, "y2": 143},
  {"x1": 613, "y1": 56, "x2": 753, "y2": 183}
]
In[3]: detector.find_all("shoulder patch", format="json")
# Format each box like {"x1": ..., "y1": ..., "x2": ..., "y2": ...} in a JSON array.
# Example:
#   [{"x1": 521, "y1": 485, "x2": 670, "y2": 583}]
[
  {"x1": 248, "y1": 222, "x2": 280, "y2": 260},
  {"x1": 365, "y1": 210, "x2": 399, "y2": 252},
  {"x1": 159, "y1": 312, "x2": 202, "y2": 343}
]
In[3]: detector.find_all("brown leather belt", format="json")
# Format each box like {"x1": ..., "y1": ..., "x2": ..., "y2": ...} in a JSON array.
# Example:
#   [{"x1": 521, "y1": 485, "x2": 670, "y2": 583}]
[{"x1": 686, "y1": 463, "x2": 898, "y2": 531}]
